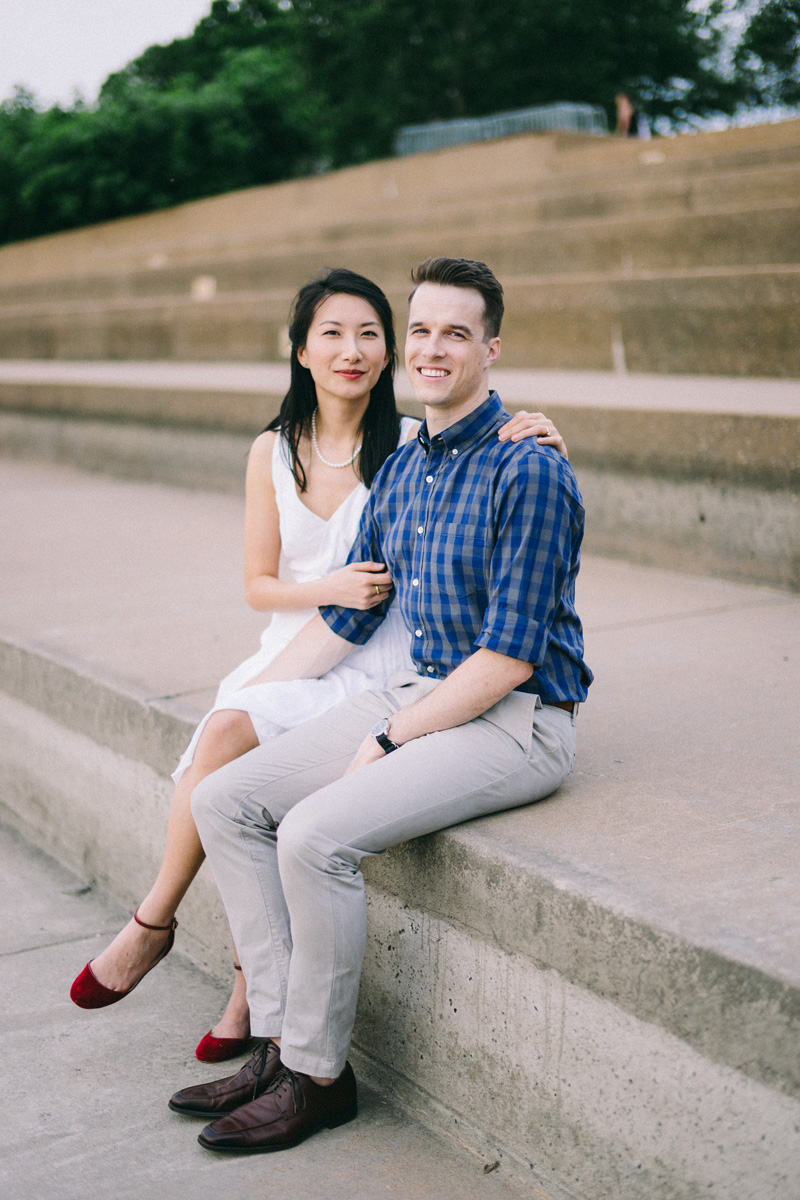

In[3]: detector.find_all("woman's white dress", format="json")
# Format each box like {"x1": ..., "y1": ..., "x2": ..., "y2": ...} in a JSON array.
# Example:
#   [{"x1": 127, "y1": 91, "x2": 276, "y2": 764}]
[{"x1": 172, "y1": 419, "x2": 417, "y2": 781}]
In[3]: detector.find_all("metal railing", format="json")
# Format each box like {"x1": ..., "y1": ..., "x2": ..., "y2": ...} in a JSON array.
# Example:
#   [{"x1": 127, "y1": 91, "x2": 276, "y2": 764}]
[{"x1": 395, "y1": 102, "x2": 608, "y2": 156}]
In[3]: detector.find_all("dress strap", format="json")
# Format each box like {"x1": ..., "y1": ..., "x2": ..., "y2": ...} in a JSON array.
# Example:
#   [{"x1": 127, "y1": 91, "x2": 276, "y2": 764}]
[{"x1": 271, "y1": 433, "x2": 299, "y2": 510}]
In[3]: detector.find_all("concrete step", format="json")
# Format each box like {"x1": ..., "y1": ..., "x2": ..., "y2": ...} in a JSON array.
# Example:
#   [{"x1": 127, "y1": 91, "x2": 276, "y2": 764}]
[
  {"x1": 497, "y1": 266, "x2": 800, "y2": 375},
  {"x1": 1, "y1": 264, "x2": 797, "y2": 375},
  {"x1": 2, "y1": 198, "x2": 797, "y2": 311},
  {"x1": 0, "y1": 823, "x2": 540, "y2": 1200},
  {"x1": 1, "y1": 363, "x2": 798, "y2": 589},
  {"x1": 0, "y1": 459, "x2": 798, "y2": 1199}
]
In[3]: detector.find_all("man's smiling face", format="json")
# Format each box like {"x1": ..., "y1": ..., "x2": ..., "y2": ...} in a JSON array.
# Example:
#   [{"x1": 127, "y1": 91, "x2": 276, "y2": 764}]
[{"x1": 405, "y1": 282, "x2": 500, "y2": 427}]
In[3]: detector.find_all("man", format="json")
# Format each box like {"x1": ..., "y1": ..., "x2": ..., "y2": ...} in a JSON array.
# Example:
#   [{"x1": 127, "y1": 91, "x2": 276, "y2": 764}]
[{"x1": 171, "y1": 257, "x2": 592, "y2": 1153}]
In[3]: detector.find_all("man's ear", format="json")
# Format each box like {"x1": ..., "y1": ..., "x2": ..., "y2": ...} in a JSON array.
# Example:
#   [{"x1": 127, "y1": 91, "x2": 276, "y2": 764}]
[{"x1": 486, "y1": 336, "x2": 501, "y2": 366}]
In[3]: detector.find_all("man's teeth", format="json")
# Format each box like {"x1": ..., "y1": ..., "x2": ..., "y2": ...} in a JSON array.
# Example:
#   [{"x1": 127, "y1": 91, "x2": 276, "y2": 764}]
[{"x1": 419, "y1": 368, "x2": 449, "y2": 377}]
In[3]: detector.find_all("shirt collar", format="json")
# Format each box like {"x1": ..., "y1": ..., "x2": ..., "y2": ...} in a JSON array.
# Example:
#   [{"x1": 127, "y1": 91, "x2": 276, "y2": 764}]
[{"x1": 416, "y1": 391, "x2": 505, "y2": 454}]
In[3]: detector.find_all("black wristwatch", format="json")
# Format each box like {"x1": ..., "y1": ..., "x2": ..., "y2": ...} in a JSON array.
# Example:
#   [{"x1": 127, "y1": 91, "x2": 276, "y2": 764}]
[{"x1": 370, "y1": 717, "x2": 400, "y2": 755}]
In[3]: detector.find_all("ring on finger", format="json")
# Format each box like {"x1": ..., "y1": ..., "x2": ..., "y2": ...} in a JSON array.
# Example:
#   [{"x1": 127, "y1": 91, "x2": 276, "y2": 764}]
[{"x1": 375, "y1": 584, "x2": 381, "y2": 596}]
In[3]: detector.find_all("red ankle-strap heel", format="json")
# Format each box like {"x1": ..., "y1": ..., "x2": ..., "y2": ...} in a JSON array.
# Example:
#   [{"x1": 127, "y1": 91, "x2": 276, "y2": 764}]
[
  {"x1": 195, "y1": 962, "x2": 253, "y2": 1063},
  {"x1": 69, "y1": 908, "x2": 178, "y2": 1010}
]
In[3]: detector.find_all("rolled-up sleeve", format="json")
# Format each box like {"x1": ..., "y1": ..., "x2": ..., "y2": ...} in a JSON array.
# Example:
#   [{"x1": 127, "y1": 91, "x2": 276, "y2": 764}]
[
  {"x1": 475, "y1": 452, "x2": 577, "y2": 667},
  {"x1": 319, "y1": 494, "x2": 388, "y2": 645}
]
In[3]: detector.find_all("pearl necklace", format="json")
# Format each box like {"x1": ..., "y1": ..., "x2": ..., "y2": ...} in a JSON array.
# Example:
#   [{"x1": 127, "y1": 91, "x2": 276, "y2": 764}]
[{"x1": 310, "y1": 409, "x2": 362, "y2": 469}]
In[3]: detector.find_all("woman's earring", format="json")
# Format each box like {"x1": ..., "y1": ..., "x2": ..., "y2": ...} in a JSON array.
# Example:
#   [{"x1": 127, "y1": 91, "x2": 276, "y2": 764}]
[{"x1": 300, "y1": 360, "x2": 308, "y2": 368}]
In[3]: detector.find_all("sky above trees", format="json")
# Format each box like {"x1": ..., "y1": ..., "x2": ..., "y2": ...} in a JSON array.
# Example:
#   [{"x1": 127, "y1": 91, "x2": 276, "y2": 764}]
[{"x1": 0, "y1": 0, "x2": 212, "y2": 107}]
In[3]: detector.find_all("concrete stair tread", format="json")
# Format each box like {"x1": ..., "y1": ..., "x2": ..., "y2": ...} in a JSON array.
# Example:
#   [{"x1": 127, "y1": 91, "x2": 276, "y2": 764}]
[
  {"x1": 1, "y1": 359, "x2": 799, "y2": 414},
  {"x1": 2, "y1": 188, "x2": 798, "y2": 303}
]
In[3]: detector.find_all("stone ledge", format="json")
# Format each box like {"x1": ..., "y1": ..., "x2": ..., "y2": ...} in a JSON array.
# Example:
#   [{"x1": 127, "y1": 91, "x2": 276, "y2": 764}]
[
  {"x1": 2, "y1": 638, "x2": 799, "y2": 1197},
  {"x1": 2, "y1": 403, "x2": 798, "y2": 589},
  {"x1": 1, "y1": 267, "x2": 798, "y2": 375},
  {"x1": 2, "y1": 631, "x2": 797, "y2": 1106},
  {"x1": 0, "y1": 379, "x2": 279, "y2": 433},
  {"x1": 367, "y1": 833, "x2": 800, "y2": 1102},
  {"x1": 1, "y1": 379, "x2": 798, "y2": 488},
  {"x1": 1, "y1": 200, "x2": 797, "y2": 309},
  {"x1": 0, "y1": 636, "x2": 190, "y2": 778}
]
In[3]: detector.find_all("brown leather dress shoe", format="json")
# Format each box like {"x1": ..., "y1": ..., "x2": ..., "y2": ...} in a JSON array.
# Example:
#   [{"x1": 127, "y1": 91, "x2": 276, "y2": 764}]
[
  {"x1": 168, "y1": 1038, "x2": 282, "y2": 1119},
  {"x1": 197, "y1": 1063, "x2": 358, "y2": 1153}
]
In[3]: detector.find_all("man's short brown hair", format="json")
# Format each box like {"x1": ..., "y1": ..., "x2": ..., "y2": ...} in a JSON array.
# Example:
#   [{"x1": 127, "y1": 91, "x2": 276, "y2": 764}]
[{"x1": 409, "y1": 257, "x2": 504, "y2": 340}]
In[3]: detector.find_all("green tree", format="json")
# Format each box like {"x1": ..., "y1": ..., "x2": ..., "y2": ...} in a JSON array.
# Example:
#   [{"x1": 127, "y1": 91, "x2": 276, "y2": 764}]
[
  {"x1": 0, "y1": 89, "x2": 47, "y2": 243},
  {"x1": 735, "y1": 0, "x2": 800, "y2": 107},
  {"x1": 101, "y1": 0, "x2": 293, "y2": 96},
  {"x1": 3, "y1": 44, "x2": 324, "y2": 241},
  {"x1": 290, "y1": 0, "x2": 740, "y2": 165}
]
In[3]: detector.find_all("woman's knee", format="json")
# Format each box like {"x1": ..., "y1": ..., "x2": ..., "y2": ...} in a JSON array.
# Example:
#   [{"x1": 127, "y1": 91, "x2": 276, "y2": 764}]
[{"x1": 195, "y1": 709, "x2": 257, "y2": 769}]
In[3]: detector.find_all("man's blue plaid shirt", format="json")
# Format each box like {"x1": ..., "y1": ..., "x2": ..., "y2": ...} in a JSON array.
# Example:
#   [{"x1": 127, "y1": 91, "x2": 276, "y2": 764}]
[{"x1": 320, "y1": 392, "x2": 592, "y2": 702}]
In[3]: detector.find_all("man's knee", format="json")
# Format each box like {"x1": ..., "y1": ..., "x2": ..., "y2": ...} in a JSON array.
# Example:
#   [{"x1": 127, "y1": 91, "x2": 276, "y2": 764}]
[
  {"x1": 189, "y1": 769, "x2": 225, "y2": 832},
  {"x1": 190, "y1": 758, "x2": 252, "y2": 833},
  {"x1": 277, "y1": 800, "x2": 356, "y2": 876}
]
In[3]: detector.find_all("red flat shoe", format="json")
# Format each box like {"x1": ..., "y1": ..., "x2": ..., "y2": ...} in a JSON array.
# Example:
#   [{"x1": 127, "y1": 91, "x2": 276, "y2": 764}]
[
  {"x1": 195, "y1": 963, "x2": 252, "y2": 1063},
  {"x1": 195, "y1": 1032, "x2": 253, "y2": 1063},
  {"x1": 70, "y1": 909, "x2": 178, "y2": 1009}
]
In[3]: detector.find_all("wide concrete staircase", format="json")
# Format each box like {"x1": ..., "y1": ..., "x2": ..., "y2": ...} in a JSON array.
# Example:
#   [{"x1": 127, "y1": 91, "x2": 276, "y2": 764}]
[
  {"x1": 1, "y1": 120, "x2": 799, "y2": 1199},
  {"x1": 0, "y1": 120, "x2": 798, "y2": 374}
]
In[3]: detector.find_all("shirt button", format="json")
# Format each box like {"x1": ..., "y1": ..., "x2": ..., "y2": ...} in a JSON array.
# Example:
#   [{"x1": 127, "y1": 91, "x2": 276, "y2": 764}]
[
  {"x1": 426, "y1": 665, "x2": 435, "y2": 673},
  {"x1": 425, "y1": 475, "x2": 433, "y2": 483},
  {"x1": 451, "y1": 448, "x2": 459, "y2": 456},
  {"x1": 415, "y1": 629, "x2": 422, "y2": 637},
  {"x1": 417, "y1": 526, "x2": 423, "y2": 535},
  {"x1": 412, "y1": 578, "x2": 419, "y2": 587}
]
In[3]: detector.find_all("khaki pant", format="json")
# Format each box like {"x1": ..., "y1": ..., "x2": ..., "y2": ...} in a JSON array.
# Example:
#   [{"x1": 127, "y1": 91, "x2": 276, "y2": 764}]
[{"x1": 192, "y1": 671, "x2": 576, "y2": 1077}]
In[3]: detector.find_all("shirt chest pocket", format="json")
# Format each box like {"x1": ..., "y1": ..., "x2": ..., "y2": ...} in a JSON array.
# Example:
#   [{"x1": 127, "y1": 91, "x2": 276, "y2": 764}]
[{"x1": 426, "y1": 521, "x2": 487, "y2": 597}]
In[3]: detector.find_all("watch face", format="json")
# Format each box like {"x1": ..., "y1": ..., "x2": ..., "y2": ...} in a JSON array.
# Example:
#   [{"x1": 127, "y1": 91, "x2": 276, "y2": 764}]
[{"x1": 370, "y1": 717, "x2": 398, "y2": 752}]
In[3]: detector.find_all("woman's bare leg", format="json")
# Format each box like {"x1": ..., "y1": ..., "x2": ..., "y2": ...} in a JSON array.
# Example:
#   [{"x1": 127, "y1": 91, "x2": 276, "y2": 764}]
[
  {"x1": 206, "y1": 954, "x2": 250, "y2": 1041},
  {"x1": 86, "y1": 710, "x2": 259, "y2": 1019}
]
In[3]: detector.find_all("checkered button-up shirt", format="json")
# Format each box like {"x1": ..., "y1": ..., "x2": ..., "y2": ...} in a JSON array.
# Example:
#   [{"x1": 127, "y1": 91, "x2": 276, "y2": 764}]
[{"x1": 320, "y1": 392, "x2": 592, "y2": 702}]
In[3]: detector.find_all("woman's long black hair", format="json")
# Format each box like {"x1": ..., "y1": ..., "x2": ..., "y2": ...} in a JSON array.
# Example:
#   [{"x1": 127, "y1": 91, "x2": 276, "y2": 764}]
[{"x1": 266, "y1": 268, "x2": 401, "y2": 491}]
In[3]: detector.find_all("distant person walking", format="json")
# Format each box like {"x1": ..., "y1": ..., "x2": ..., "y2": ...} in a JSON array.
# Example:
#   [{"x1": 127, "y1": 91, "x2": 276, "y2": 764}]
[{"x1": 616, "y1": 92, "x2": 639, "y2": 137}]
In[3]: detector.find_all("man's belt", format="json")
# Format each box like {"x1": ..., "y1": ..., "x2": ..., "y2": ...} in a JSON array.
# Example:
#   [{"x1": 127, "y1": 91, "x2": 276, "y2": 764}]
[{"x1": 545, "y1": 699, "x2": 576, "y2": 714}]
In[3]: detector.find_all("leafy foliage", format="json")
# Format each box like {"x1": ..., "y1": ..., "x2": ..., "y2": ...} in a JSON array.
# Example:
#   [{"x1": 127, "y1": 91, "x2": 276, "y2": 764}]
[
  {"x1": 291, "y1": 0, "x2": 740, "y2": 165},
  {"x1": 734, "y1": 0, "x2": 800, "y2": 107},
  {"x1": 101, "y1": 0, "x2": 293, "y2": 96},
  {"x1": 0, "y1": 0, "x2": 794, "y2": 245}
]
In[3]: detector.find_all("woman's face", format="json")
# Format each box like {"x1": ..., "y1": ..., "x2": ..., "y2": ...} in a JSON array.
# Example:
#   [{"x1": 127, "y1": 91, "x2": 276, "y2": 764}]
[{"x1": 299, "y1": 292, "x2": 389, "y2": 409}]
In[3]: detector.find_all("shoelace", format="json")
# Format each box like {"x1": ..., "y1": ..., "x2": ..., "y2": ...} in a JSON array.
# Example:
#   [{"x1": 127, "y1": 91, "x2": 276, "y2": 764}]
[
  {"x1": 249, "y1": 1038, "x2": 274, "y2": 1102},
  {"x1": 263, "y1": 1066, "x2": 305, "y2": 1115}
]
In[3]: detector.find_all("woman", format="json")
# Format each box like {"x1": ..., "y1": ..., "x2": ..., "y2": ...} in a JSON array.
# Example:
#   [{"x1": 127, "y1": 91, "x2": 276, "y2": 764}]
[{"x1": 70, "y1": 268, "x2": 567, "y2": 1060}]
